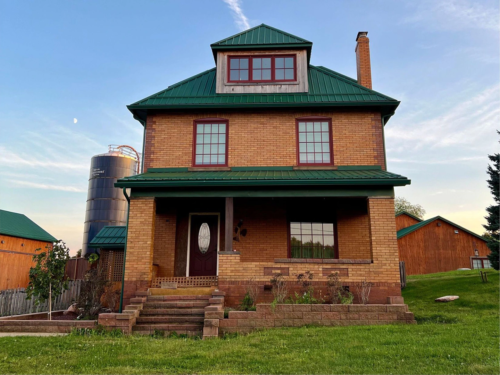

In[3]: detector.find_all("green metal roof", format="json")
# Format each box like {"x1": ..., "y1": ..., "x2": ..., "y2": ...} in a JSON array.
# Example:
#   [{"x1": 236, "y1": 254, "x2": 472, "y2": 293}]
[
  {"x1": 395, "y1": 211, "x2": 423, "y2": 222},
  {"x1": 128, "y1": 65, "x2": 399, "y2": 125},
  {"x1": 0, "y1": 209, "x2": 57, "y2": 243},
  {"x1": 210, "y1": 24, "x2": 313, "y2": 62},
  {"x1": 88, "y1": 226, "x2": 126, "y2": 249},
  {"x1": 115, "y1": 167, "x2": 410, "y2": 188},
  {"x1": 397, "y1": 216, "x2": 485, "y2": 241}
]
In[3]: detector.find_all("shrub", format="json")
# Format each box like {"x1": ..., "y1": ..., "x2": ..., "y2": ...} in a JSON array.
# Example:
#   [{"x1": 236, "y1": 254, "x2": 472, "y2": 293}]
[
  {"x1": 239, "y1": 292, "x2": 254, "y2": 311},
  {"x1": 290, "y1": 271, "x2": 323, "y2": 304},
  {"x1": 270, "y1": 273, "x2": 288, "y2": 304},
  {"x1": 245, "y1": 277, "x2": 260, "y2": 307},
  {"x1": 77, "y1": 268, "x2": 110, "y2": 318},
  {"x1": 355, "y1": 280, "x2": 373, "y2": 305},
  {"x1": 339, "y1": 290, "x2": 354, "y2": 304},
  {"x1": 326, "y1": 272, "x2": 343, "y2": 304}
]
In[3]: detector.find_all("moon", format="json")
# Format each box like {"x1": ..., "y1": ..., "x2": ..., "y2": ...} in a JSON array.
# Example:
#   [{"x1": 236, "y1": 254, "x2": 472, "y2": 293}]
[{"x1": 73, "y1": 118, "x2": 78, "y2": 124}]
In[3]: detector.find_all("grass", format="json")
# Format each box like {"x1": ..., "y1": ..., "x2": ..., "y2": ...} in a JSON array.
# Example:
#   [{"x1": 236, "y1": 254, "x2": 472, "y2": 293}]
[{"x1": 0, "y1": 269, "x2": 498, "y2": 374}]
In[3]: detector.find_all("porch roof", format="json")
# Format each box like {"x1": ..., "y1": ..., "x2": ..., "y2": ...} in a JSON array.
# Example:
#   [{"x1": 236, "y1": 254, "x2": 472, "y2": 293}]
[
  {"x1": 115, "y1": 166, "x2": 410, "y2": 188},
  {"x1": 88, "y1": 226, "x2": 126, "y2": 249}
]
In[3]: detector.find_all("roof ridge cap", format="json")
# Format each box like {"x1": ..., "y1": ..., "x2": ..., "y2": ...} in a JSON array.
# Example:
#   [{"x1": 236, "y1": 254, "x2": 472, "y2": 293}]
[
  {"x1": 211, "y1": 24, "x2": 312, "y2": 46},
  {"x1": 309, "y1": 65, "x2": 398, "y2": 101}
]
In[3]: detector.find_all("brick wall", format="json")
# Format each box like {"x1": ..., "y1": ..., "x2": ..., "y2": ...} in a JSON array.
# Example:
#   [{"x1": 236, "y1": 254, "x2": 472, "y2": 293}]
[
  {"x1": 337, "y1": 200, "x2": 371, "y2": 259},
  {"x1": 123, "y1": 197, "x2": 156, "y2": 307},
  {"x1": 143, "y1": 109, "x2": 385, "y2": 170},
  {"x1": 153, "y1": 211, "x2": 177, "y2": 277}
]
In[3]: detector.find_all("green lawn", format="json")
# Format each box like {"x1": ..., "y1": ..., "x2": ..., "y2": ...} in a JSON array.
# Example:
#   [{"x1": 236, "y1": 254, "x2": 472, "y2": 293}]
[{"x1": 0, "y1": 269, "x2": 498, "y2": 374}]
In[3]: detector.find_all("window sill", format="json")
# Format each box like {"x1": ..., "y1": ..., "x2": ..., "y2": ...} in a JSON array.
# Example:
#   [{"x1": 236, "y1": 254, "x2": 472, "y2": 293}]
[
  {"x1": 293, "y1": 166, "x2": 337, "y2": 171},
  {"x1": 218, "y1": 251, "x2": 241, "y2": 255},
  {"x1": 224, "y1": 81, "x2": 299, "y2": 86},
  {"x1": 274, "y1": 259, "x2": 372, "y2": 264},
  {"x1": 189, "y1": 167, "x2": 231, "y2": 172}
]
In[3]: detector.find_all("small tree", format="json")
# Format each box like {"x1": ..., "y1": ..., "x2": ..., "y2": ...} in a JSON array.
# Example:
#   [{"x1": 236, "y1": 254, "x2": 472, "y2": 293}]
[
  {"x1": 26, "y1": 240, "x2": 70, "y2": 320},
  {"x1": 484, "y1": 138, "x2": 499, "y2": 270},
  {"x1": 395, "y1": 197, "x2": 426, "y2": 219}
]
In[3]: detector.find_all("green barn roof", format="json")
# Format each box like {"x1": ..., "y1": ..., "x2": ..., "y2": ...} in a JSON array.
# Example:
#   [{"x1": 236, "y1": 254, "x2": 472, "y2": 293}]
[
  {"x1": 395, "y1": 211, "x2": 423, "y2": 222},
  {"x1": 397, "y1": 216, "x2": 485, "y2": 241},
  {"x1": 0, "y1": 209, "x2": 57, "y2": 243},
  {"x1": 128, "y1": 65, "x2": 399, "y2": 125},
  {"x1": 115, "y1": 167, "x2": 410, "y2": 188},
  {"x1": 88, "y1": 226, "x2": 126, "y2": 249},
  {"x1": 210, "y1": 24, "x2": 313, "y2": 62}
]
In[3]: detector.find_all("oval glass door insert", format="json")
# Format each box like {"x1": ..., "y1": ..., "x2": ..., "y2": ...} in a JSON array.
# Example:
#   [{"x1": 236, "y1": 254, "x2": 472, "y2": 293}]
[{"x1": 198, "y1": 223, "x2": 211, "y2": 254}]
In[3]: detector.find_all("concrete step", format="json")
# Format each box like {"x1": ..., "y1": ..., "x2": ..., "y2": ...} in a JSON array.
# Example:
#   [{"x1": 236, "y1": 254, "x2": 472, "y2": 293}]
[
  {"x1": 132, "y1": 323, "x2": 203, "y2": 335},
  {"x1": 141, "y1": 308, "x2": 205, "y2": 316},
  {"x1": 137, "y1": 316, "x2": 204, "y2": 324},
  {"x1": 143, "y1": 301, "x2": 209, "y2": 309},
  {"x1": 146, "y1": 295, "x2": 211, "y2": 301}
]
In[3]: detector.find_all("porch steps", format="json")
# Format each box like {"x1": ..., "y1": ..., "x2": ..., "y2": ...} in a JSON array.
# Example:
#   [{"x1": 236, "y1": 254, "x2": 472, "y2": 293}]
[
  {"x1": 132, "y1": 294, "x2": 210, "y2": 336},
  {"x1": 149, "y1": 287, "x2": 215, "y2": 296}
]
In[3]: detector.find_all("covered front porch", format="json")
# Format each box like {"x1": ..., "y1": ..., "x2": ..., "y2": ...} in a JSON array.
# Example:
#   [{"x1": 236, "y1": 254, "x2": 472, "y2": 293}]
[{"x1": 115, "y1": 167, "x2": 410, "y2": 308}]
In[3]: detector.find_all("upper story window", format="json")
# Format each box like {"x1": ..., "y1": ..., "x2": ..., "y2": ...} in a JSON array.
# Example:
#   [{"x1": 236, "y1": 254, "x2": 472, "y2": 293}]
[
  {"x1": 193, "y1": 120, "x2": 228, "y2": 166},
  {"x1": 296, "y1": 118, "x2": 333, "y2": 165},
  {"x1": 228, "y1": 55, "x2": 296, "y2": 83}
]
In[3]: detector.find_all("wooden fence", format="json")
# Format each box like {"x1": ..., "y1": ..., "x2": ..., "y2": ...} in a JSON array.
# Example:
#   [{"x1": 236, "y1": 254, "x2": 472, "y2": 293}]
[
  {"x1": 400, "y1": 261, "x2": 407, "y2": 289},
  {"x1": 65, "y1": 258, "x2": 89, "y2": 280},
  {"x1": 0, "y1": 280, "x2": 82, "y2": 317}
]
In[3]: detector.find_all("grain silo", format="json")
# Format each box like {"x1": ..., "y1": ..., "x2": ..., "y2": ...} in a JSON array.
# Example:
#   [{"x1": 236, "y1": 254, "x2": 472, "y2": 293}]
[{"x1": 82, "y1": 145, "x2": 139, "y2": 257}]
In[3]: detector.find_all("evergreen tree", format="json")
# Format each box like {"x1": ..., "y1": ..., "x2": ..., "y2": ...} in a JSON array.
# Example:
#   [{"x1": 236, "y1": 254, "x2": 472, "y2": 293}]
[{"x1": 484, "y1": 136, "x2": 499, "y2": 270}]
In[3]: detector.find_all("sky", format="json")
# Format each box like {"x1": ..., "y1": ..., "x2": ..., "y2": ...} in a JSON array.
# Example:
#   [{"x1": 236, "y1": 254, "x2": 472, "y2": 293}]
[{"x1": 0, "y1": 0, "x2": 498, "y2": 255}]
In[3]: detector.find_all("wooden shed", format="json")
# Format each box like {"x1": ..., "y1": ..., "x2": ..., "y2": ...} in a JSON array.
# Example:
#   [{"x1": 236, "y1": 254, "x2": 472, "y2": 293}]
[
  {"x1": 396, "y1": 212, "x2": 490, "y2": 275},
  {"x1": 0, "y1": 209, "x2": 57, "y2": 290}
]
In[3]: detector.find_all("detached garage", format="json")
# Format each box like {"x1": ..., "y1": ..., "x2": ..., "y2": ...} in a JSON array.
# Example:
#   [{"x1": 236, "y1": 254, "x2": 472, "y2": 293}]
[{"x1": 396, "y1": 212, "x2": 491, "y2": 275}]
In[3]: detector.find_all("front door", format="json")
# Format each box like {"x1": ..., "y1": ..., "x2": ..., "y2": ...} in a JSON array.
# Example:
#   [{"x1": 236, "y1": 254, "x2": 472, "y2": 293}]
[{"x1": 189, "y1": 215, "x2": 218, "y2": 276}]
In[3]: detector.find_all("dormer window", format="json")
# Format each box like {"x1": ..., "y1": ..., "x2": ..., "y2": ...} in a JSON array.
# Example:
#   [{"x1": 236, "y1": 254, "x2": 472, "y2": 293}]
[{"x1": 228, "y1": 55, "x2": 296, "y2": 83}]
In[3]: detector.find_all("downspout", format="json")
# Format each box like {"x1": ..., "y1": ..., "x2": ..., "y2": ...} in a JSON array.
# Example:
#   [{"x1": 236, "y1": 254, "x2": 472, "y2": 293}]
[
  {"x1": 119, "y1": 187, "x2": 131, "y2": 313},
  {"x1": 381, "y1": 114, "x2": 393, "y2": 171},
  {"x1": 141, "y1": 122, "x2": 146, "y2": 173}
]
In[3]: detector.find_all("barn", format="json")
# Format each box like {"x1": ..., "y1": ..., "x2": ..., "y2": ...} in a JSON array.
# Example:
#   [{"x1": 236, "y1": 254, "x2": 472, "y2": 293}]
[
  {"x1": 396, "y1": 212, "x2": 491, "y2": 275},
  {"x1": 0, "y1": 209, "x2": 57, "y2": 290}
]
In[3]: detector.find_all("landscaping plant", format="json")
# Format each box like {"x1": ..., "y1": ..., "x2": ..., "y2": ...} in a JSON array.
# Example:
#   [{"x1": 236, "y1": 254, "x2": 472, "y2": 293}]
[
  {"x1": 326, "y1": 272, "x2": 343, "y2": 304},
  {"x1": 26, "y1": 240, "x2": 70, "y2": 320},
  {"x1": 270, "y1": 273, "x2": 288, "y2": 304},
  {"x1": 291, "y1": 271, "x2": 323, "y2": 304},
  {"x1": 76, "y1": 267, "x2": 111, "y2": 318},
  {"x1": 355, "y1": 279, "x2": 373, "y2": 305},
  {"x1": 245, "y1": 277, "x2": 260, "y2": 307},
  {"x1": 239, "y1": 292, "x2": 256, "y2": 311}
]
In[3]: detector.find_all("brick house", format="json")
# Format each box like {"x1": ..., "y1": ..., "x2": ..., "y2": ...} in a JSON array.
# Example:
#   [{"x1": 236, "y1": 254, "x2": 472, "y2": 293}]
[{"x1": 116, "y1": 25, "x2": 410, "y2": 308}]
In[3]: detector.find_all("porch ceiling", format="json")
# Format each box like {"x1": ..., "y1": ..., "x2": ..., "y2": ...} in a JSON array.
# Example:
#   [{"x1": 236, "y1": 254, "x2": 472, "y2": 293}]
[{"x1": 115, "y1": 167, "x2": 410, "y2": 189}]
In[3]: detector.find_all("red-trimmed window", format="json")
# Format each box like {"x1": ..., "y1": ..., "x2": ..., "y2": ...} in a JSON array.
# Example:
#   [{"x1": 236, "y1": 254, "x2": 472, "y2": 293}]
[
  {"x1": 472, "y1": 258, "x2": 492, "y2": 269},
  {"x1": 296, "y1": 118, "x2": 333, "y2": 165},
  {"x1": 228, "y1": 55, "x2": 296, "y2": 83},
  {"x1": 290, "y1": 222, "x2": 336, "y2": 259},
  {"x1": 193, "y1": 120, "x2": 228, "y2": 166}
]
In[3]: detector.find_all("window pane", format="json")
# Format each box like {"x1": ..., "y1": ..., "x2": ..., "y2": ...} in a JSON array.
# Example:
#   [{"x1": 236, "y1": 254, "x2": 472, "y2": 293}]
[
  {"x1": 299, "y1": 153, "x2": 307, "y2": 162},
  {"x1": 322, "y1": 132, "x2": 329, "y2": 142},
  {"x1": 204, "y1": 134, "x2": 211, "y2": 143},
  {"x1": 218, "y1": 144, "x2": 225, "y2": 153},
  {"x1": 322, "y1": 143, "x2": 330, "y2": 152},
  {"x1": 301, "y1": 223, "x2": 312, "y2": 234},
  {"x1": 240, "y1": 70, "x2": 248, "y2": 80},
  {"x1": 239, "y1": 58, "x2": 248, "y2": 69},
  {"x1": 275, "y1": 58, "x2": 284, "y2": 68},
  {"x1": 211, "y1": 144, "x2": 218, "y2": 153},
  {"x1": 218, "y1": 155, "x2": 225, "y2": 164},
  {"x1": 196, "y1": 135, "x2": 203, "y2": 144},
  {"x1": 298, "y1": 122, "x2": 306, "y2": 132},
  {"x1": 211, "y1": 124, "x2": 218, "y2": 133},
  {"x1": 219, "y1": 134, "x2": 226, "y2": 143},
  {"x1": 230, "y1": 59, "x2": 239, "y2": 69},
  {"x1": 314, "y1": 133, "x2": 322, "y2": 142},
  {"x1": 473, "y1": 259, "x2": 481, "y2": 269},
  {"x1": 196, "y1": 145, "x2": 203, "y2": 154},
  {"x1": 285, "y1": 69, "x2": 294, "y2": 79},
  {"x1": 306, "y1": 122, "x2": 313, "y2": 131},
  {"x1": 253, "y1": 58, "x2": 261, "y2": 68},
  {"x1": 197, "y1": 124, "x2": 204, "y2": 133},
  {"x1": 299, "y1": 133, "x2": 306, "y2": 142},
  {"x1": 219, "y1": 124, "x2": 226, "y2": 132},
  {"x1": 307, "y1": 143, "x2": 314, "y2": 152},
  {"x1": 262, "y1": 69, "x2": 271, "y2": 80},
  {"x1": 204, "y1": 124, "x2": 212, "y2": 132},
  {"x1": 314, "y1": 143, "x2": 322, "y2": 152},
  {"x1": 203, "y1": 155, "x2": 210, "y2": 164},
  {"x1": 299, "y1": 143, "x2": 306, "y2": 152},
  {"x1": 315, "y1": 154, "x2": 323, "y2": 162},
  {"x1": 484, "y1": 260, "x2": 491, "y2": 269},
  {"x1": 262, "y1": 58, "x2": 271, "y2": 68},
  {"x1": 285, "y1": 57, "x2": 294, "y2": 68},
  {"x1": 290, "y1": 223, "x2": 301, "y2": 234},
  {"x1": 306, "y1": 133, "x2": 314, "y2": 142},
  {"x1": 275, "y1": 69, "x2": 284, "y2": 80},
  {"x1": 321, "y1": 122, "x2": 328, "y2": 131},
  {"x1": 324, "y1": 223, "x2": 334, "y2": 235},
  {"x1": 314, "y1": 122, "x2": 321, "y2": 131},
  {"x1": 323, "y1": 153, "x2": 330, "y2": 162},
  {"x1": 210, "y1": 155, "x2": 217, "y2": 164},
  {"x1": 307, "y1": 153, "x2": 314, "y2": 162},
  {"x1": 196, "y1": 155, "x2": 202, "y2": 164},
  {"x1": 324, "y1": 236, "x2": 334, "y2": 246},
  {"x1": 253, "y1": 70, "x2": 261, "y2": 80},
  {"x1": 230, "y1": 70, "x2": 239, "y2": 81}
]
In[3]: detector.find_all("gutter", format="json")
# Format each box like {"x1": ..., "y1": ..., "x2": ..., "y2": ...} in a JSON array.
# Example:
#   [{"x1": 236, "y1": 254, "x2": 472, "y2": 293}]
[{"x1": 119, "y1": 187, "x2": 131, "y2": 313}]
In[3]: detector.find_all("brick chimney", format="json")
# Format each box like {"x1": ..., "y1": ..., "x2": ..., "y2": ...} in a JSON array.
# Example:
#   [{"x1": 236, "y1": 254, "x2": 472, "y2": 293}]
[{"x1": 355, "y1": 31, "x2": 372, "y2": 89}]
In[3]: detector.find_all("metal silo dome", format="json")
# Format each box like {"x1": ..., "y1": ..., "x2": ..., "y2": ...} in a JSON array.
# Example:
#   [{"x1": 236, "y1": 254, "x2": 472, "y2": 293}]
[{"x1": 82, "y1": 145, "x2": 139, "y2": 257}]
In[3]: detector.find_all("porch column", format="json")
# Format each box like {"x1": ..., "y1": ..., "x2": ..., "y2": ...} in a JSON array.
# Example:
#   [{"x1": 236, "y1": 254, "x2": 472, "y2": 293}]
[
  {"x1": 225, "y1": 197, "x2": 233, "y2": 252},
  {"x1": 122, "y1": 197, "x2": 156, "y2": 307},
  {"x1": 367, "y1": 197, "x2": 401, "y2": 294}
]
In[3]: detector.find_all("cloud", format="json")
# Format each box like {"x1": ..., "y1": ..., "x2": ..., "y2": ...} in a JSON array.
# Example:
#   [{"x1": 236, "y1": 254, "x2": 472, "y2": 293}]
[
  {"x1": 386, "y1": 84, "x2": 500, "y2": 152},
  {"x1": 6, "y1": 180, "x2": 86, "y2": 193},
  {"x1": 403, "y1": 0, "x2": 500, "y2": 31},
  {"x1": 388, "y1": 156, "x2": 485, "y2": 164},
  {"x1": 0, "y1": 146, "x2": 89, "y2": 171},
  {"x1": 222, "y1": 0, "x2": 250, "y2": 31}
]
